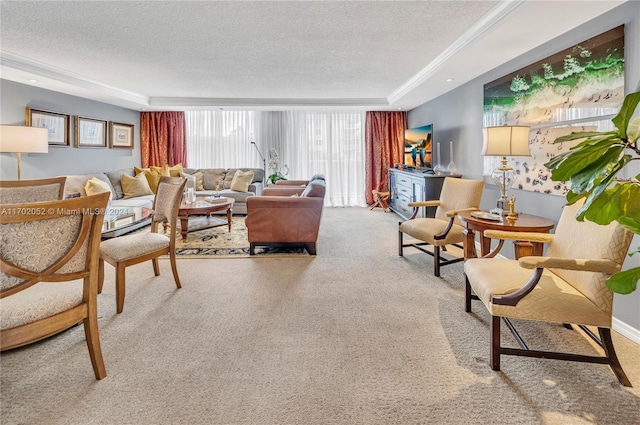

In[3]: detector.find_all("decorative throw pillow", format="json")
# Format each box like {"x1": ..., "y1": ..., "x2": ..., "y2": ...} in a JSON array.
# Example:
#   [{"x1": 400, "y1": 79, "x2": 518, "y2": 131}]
[
  {"x1": 134, "y1": 166, "x2": 168, "y2": 193},
  {"x1": 150, "y1": 164, "x2": 172, "y2": 177},
  {"x1": 167, "y1": 164, "x2": 184, "y2": 177},
  {"x1": 230, "y1": 170, "x2": 254, "y2": 193},
  {"x1": 84, "y1": 177, "x2": 114, "y2": 200},
  {"x1": 181, "y1": 171, "x2": 204, "y2": 191},
  {"x1": 121, "y1": 173, "x2": 153, "y2": 198}
]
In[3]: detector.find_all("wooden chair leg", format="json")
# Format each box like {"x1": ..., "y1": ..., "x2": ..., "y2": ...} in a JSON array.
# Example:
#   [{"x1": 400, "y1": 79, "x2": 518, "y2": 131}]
[
  {"x1": 249, "y1": 243, "x2": 256, "y2": 255},
  {"x1": 169, "y1": 252, "x2": 182, "y2": 289},
  {"x1": 465, "y1": 276, "x2": 472, "y2": 313},
  {"x1": 599, "y1": 327, "x2": 632, "y2": 387},
  {"x1": 434, "y1": 246, "x2": 441, "y2": 277},
  {"x1": 115, "y1": 264, "x2": 126, "y2": 314},
  {"x1": 152, "y1": 258, "x2": 160, "y2": 276},
  {"x1": 98, "y1": 258, "x2": 105, "y2": 294},
  {"x1": 491, "y1": 315, "x2": 501, "y2": 371},
  {"x1": 83, "y1": 306, "x2": 106, "y2": 379}
]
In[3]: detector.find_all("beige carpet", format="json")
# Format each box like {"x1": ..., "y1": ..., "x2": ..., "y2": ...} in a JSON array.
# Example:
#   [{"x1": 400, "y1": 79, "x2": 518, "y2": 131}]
[{"x1": 1, "y1": 207, "x2": 639, "y2": 425}]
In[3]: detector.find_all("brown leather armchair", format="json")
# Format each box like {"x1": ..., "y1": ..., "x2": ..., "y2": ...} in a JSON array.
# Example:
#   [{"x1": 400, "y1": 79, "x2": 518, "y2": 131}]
[{"x1": 245, "y1": 178, "x2": 326, "y2": 255}]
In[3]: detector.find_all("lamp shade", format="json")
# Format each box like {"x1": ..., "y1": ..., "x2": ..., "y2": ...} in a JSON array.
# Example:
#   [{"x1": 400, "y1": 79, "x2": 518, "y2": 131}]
[
  {"x1": 0, "y1": 125, "x2": 49, "y2": 153},
  {"x1": 482, "y1": 125, "x2": 530, "y2": 157}
]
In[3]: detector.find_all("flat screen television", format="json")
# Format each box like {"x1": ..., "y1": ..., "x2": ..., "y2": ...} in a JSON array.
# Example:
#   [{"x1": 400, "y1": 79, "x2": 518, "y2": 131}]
[{"x1": 404, "y1": 124, "x2": 433, "y2": 168}]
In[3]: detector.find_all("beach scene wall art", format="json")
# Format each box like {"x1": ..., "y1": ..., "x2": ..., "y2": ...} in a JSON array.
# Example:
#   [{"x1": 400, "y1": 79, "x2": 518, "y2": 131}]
[{"x1": 483, "y1": 25, "x2": 624, "y2": 195}]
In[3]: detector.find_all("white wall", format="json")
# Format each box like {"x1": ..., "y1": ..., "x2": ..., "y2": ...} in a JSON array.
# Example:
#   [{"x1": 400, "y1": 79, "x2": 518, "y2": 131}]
[
  {"x1": 408, "y1": 1, "x2": 640, "y2": 334},
  {"x1": 1, "y1": 79, "x2": 141, "y2": 180}
]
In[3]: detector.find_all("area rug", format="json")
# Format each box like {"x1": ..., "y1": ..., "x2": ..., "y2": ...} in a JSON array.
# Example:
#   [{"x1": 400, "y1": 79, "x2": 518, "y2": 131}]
[{"x1": 133, "y1": 216, "x2": 311, "y2": 258}]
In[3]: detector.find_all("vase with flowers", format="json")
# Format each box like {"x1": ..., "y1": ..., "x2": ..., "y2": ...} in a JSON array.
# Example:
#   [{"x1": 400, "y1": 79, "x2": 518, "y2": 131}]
[{"x1": 267, "y1": 149, "x2": 289, "y2": 184}]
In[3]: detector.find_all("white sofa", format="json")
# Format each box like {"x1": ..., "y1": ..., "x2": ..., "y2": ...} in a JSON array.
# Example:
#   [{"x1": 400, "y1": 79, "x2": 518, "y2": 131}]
[{"x1": 62, "y1": 167, "x2": 265, "y2": 214}]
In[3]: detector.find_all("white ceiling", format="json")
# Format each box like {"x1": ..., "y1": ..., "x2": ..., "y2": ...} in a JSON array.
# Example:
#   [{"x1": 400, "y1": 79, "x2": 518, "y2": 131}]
[{"x1": 0, "y1": 1, "x2": 626, "y2": 111}]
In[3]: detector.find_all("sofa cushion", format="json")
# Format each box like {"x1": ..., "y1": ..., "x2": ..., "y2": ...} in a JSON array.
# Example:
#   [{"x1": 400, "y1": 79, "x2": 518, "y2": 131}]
[
  {"x1": 201, "y1": 169, "x2": 226, "y2": 190},
  {"x1": 217, "y1": 189, "x2": 254, "y2": 204},
  {"x1": 63, "y1": 173, "x2": 115, "y2": 197},
  {"x1": 182, "y1": 170, "x2": 204, "y2": 190},
  {"x1": 121, "y1": 173, "x2": 153, "y2": 198},
  {"x1": 241, "y1": 168, "x2": 264, "y2": 184},
  {"x1": 105, "y1": 168, "x2": 135, "y2": 199},
  {"x1": 84, "y1": 177, "x2": 114, "y2": 200},
  {"x1": 230, "y1": 170, "x2": 254, "y2": 192},
  {"x1": 110, "y1": 195, "x2": 154, "y2": 209},
  {"x1": 222, "y1": 168, "x2": 237, "y2": 189}
]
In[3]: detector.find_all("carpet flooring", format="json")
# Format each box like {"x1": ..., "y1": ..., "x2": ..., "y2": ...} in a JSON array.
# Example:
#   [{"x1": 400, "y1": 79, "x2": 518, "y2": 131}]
[{"x1": 1, "y1": 207, "x2": 639, "y2": 425}]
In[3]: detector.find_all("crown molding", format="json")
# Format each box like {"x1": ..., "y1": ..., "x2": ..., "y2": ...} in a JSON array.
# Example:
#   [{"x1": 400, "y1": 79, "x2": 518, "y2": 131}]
[
  {"x1": 1, "y1": 51, "x2": 149, "y2": 106},
  {"x1": 150, "y1": 97, "x2": 389, "y2": 109},
  {"x1": 387, "y1": 0, "x2": 526, "y2": 105}
]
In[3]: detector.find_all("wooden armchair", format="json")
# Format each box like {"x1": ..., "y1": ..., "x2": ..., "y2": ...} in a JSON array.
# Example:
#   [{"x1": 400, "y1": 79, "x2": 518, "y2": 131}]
[
  {"x1": 399, "y1": 177, "x2": 484, "y2": 276},
  {"x1": 464, "y1": 200, "x2": 634, "y2": 386},
  {"x1": 1, "y1": 192, "x2": 110, "y2": 379}
]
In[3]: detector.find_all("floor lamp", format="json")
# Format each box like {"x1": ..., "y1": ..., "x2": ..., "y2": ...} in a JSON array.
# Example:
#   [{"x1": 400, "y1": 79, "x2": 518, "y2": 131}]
[
  {"x1": 0, "y1": 126, "x2": 49, "y2": 180},
  {"x1": 250, "y1": 141, "x2": 266, "y2": 183},
  {"x1": 482, "y1": 125, "x2": 530, "y2": 215}
]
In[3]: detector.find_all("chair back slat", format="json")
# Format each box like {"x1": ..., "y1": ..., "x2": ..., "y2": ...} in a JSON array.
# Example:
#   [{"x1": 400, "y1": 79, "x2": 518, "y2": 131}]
[
  {"x1": 0, "y1": 193, "x2": 109, "y2": 298},
  {"x1": 436, "y1": 178, "x2": 484, "y2": 223},
  {"x1": 546, "y1": 200, "x2": 633, "y2": 313},
  {"x1": 0, "y1": 177, "x2": 66, "y2": 203},
  {"x1": 152, "y1": 176, "x2": 187, "y2": 227}
]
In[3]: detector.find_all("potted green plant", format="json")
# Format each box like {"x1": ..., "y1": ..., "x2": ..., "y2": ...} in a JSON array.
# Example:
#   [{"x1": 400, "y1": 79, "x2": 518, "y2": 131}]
[
  {"x1": 544, "y1": 89, "x2": 640, "y2": 294},
  {"x1": 267, "y1": 149, "x2": 288, "y2": 184}
]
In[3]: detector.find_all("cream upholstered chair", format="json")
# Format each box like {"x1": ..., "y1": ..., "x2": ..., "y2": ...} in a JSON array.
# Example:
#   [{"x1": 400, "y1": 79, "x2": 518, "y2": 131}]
[
  {"x1": 1, "y1": 192, "x2": 110, "y2": 379},
  {"x1": 399, "y1": 177, "x2": 483, "y2": 276},
  {"x1": 99, "y1": 176, "x2": 186, "y2": 313},
  {"x1": 0, "y1": 176, "x2": 66, "y2": 203},
  {"x1": 464, "y1": 200, "x2": 634, "y2": 386}
]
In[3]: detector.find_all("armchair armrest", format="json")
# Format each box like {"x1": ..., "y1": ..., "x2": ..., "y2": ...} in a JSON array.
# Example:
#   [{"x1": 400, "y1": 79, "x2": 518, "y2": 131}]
[
  {"x1": 518, "y1": 256, "x2": 621, "y2": 273},
  {"x1": 408, "y1": 200, "x2": 440, "y2": 208},
  {"x1": 492, "y1": 256, "x2": 621, "y2": 307},
  {"x1": 407, "y1": 200, "x2": 440, "y2": 220},
  {"x1": 262, "y1": 187, "x2": 305, "y2": 196},
  {"x1": 484, "y1": 230, "x2": 554, "y2": 244},
  {"x1": 445, "y1": 207, "x2": 478, "y2": 218},
  {"x1": 275, "y1": 180, "x2": 309, "y2": 186}
]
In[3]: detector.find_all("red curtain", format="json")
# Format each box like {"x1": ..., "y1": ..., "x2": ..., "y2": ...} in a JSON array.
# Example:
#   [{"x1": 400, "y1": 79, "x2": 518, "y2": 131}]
[
  {"x1": 140, "y1": 111, "x2": 187, "y2": 168},
  {"x1": 365, "y1": 111, "x2": 406, "y2": 204}
]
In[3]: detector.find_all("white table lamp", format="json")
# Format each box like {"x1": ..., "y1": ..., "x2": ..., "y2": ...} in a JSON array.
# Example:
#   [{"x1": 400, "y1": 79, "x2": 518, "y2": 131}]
[
  {"x1": 482, "y1": 125, "x2": 530, "y2": 215},
  {"x1": 0, "y1": 125, "x2": 49, "y2": 180}
]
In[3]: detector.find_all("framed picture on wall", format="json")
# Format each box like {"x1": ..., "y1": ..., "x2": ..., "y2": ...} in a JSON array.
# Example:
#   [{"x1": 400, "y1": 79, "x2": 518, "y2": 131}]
[
  {"x1": 25, "y1": 107, "x2": 71, "y2": 147},
  {"x1": 75, "y1": 116, "x2": 108, "y2": 148},
  {"x1": 110, "y1": 122, "x2": 134, "y2": 149}
]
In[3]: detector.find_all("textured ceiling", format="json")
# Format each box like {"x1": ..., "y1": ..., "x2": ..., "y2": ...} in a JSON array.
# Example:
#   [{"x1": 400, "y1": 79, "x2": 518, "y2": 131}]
[{"x1": 0, "y1": 1, "x2": 627, "y2": 111}]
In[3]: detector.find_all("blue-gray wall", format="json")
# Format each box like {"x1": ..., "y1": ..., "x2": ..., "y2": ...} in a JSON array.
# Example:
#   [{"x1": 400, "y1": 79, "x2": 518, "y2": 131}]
[
  {"x1": 408, "y1": 1, "x2": 640, "y2": 333},
  {"x1": 0, "y1": 79, "x2": 141, "y2": 180}
]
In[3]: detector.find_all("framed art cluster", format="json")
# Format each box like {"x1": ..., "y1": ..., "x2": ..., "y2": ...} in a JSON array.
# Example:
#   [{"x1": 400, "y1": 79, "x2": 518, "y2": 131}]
[{"x1": 25, "y1": 107, "x2": 134, "y2": 149}]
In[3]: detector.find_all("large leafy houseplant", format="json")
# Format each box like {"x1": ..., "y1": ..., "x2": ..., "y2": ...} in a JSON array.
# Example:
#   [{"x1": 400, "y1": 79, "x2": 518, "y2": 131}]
[{"x1": 544, "y1": 90, "x2": 640, "y2": 294}]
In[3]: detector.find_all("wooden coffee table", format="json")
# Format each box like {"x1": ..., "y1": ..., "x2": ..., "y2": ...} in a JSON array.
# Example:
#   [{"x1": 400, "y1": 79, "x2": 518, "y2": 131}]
[{"x1": 174, "y1": 196, "x2": 234, "y2": 241}]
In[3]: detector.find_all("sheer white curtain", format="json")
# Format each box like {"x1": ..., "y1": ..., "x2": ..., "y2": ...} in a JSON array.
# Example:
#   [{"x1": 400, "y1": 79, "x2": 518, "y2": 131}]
[
  {"x1": 262, "y1": 111, "x2": 366, "y2": 207},
  {"x1": 185, "y1": 111, "x2": 263, "y2": 169},
  {"x1": 186, "y1": 110, "x2": 366, "y2": 207}
]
